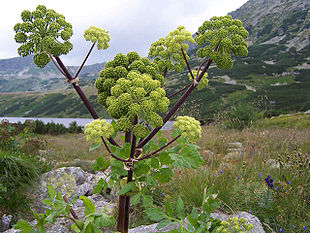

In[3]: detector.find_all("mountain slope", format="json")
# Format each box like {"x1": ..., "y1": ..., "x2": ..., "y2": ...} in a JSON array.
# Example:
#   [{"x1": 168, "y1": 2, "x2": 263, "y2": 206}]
[
  {"x1": 1, "y1": 0, "x2": 309, "y2": 120},
  {"x1": 0, "y1": 56, "x2": 105, "y2": 92}
]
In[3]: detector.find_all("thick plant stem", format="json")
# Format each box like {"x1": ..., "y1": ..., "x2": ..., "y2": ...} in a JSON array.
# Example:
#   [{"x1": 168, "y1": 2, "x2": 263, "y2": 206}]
[
  {"x1": 163, "y1": 67, "x2": 168, "y2": 78},
  {"x1": 55, "y1": 57, "x2": 99, "y2": 118},
  {"x1": 137, "y1": 134, "x2": 181, "y2": 161},
  {"x1": 137, "y1": 59, "x2": 212, "y2": 149},
  {"x1": 74, "y1": 42, "x2": 96, "y2": 78},
  {"x1": 54, "y1": 56, "x2": 119, "y2": 147},
  {"x1": 117, "y1": 196, "x2": 126, "y2": 232},
  {"x1": 181, "y1": 48, "x2": 194, "y2": 81},
  {"x1": 168, "y1": 83, "x2": 192, "y2": 99}
]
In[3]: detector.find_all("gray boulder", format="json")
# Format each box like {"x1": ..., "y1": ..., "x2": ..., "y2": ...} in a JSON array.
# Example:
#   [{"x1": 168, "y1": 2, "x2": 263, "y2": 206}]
[
  {"x1": 32, "y1": 167, "x2": 108, "y2": 213},
  {"x1": 1, "y1": 215, "x2": 12, "y2": 232},
  {"x1": 129, "y1": 211, "x2": 266, "y2": 233}
]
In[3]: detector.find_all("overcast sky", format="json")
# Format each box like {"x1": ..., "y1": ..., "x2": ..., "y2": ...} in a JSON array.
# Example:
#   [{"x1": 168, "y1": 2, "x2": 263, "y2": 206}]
[{"x1": 0, "y1": 0, "x2": 248, "y2": 66}]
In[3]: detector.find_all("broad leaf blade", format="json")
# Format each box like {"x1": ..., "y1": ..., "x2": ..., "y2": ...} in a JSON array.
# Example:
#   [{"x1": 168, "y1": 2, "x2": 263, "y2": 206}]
[
  {"x1": 79, "y1": 196, "x2": 95, "y2": 215},
  {"x1": 145, "y1": 207, "x2": 167, "y2": 221},
  {"x1": 118, "y1": 182, "x2": 134, "y2": 195}
]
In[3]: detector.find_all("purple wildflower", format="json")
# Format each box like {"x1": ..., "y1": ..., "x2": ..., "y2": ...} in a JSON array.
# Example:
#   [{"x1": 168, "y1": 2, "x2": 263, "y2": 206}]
[
  {"x1": 162, "y1": 193, "x2": 165, "y2": 196},
  {"x1": 215, "y1": 173, "x2": 218, "y2": 176},
  {"x1": 303, "y1": 226, "x2": 306, "y2": 230},
  {"x1": 287, "y1": 181, "x2": 290, "y2": 185},
  {"x1": 280, "y1": 229, "x2": 283, "y2": 232},
  {"x1": 248, "y1": 210, "x2": 252, "y2": 214},
  {"x1": 265, "y1": 175, "x2": 274, "y2": 189},
  {"x1": 220, "y1": 170, "x2": 223, "y2": 174},
  {"x1": 275, "y1": 186, "x2": 279, "y2": 191}
]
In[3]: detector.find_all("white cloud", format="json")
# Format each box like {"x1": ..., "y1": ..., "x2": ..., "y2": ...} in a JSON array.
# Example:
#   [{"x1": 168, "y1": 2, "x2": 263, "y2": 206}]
[{"x1": 0, "y1": 0, "x2": 248, "y2": 65}]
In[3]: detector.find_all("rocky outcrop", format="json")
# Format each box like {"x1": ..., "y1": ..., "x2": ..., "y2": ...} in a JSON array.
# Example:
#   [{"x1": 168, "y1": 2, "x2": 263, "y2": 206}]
[{"x1": 129, "y1": 211, "x2": 266, "y2": 233}]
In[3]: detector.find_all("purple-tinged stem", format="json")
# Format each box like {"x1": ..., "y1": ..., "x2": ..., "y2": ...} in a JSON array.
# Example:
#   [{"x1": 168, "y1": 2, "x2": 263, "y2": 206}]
[
  {"x1": 163, "y1": 67, "x2": 168, "y2": 78},
  {"x1": 137, "y1": 58, "x2": 213, "y2": 149},
  {"x1": 181, "y1": 48, "x2": 194, "y2": 81},
  {"x1": 117, "y1": 196, "x2": 126, "y2": 232},
  {"x1": 137, "y1": 134, "x2": 181, "y2": 161},
  {"x1": 168, "y1": 83, "x2": 192, "y2": 99},
  {"x1": 55, "y1": 56, "x2": 119, "y2": 148},
  {"x1": 49, "y1": 54, "x2": 66, "y2": 77},
  {"x1": 63, "y1": 195, "x2": 78, "y2": 219},
  {"x1": 74, "y1": 42, "x2": 96, "y2": 78}
]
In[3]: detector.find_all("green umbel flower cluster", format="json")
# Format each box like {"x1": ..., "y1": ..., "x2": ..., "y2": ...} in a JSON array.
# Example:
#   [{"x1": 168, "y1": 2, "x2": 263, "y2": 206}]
[
  {"x1": 216, "y1": 217, "x2": 253, "y2": 233},
  {"x1": 84, "y1": 119, "x2": 114, "y2": 144},
  {"x1": 173, "y1": 116, "x2": 202, "y2": 142},
  {"x1": 188, "y1": 70, "x2": 208, "y2": 90},
  {"x1": 84, "y1": 26, "x2": 110, "y2": 50},
  {"x1": 14, "y1": 5, "x2": 73, "y2": 68},
  {"x1": 95, "y1": 52, "x2": 169, "y2": 133},
  {"x1": 149, "y1": 26, "x2": 195, "y2": 73},
  {"x1": 195, "y1": 15, "x2": 248, "y2": 70}
]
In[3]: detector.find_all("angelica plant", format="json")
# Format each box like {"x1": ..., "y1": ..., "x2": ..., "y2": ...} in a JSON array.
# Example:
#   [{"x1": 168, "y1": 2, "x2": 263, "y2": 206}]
[{"x1": 13, "y1": 5, "x2": 248, "y2": 233}]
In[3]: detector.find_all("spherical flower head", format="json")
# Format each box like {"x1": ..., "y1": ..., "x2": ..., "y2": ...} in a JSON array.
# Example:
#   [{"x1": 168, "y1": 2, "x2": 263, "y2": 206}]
[
  {"x1": 84, "y1": 26, "x2": 110, "y2": 50},
  {"x1": 195, "y1": 15, "x2": 248, "y2": 70},
  {"x1": 127, "y1": 70, "x2": 141, "y2": 81},
  {"x1": 173, "y1": 116, "x2": 202, "y2": 142},
  {"x1": 154, "y1": 97, "x2": 170, "y2": 112},
  {"x1": 128, "y1": 103, "x2": 141, "y2": 118},
  {"x1": 84, "y1": 119, "x2": 114, "y2": 143},
  {"x1": 133, "y1": 124, "x2": 147, "y2": 138},
  {"x1": 113, "y1": 53, "x2": 129, "y2": 67},
  {"x1": 127, "y1": 51, "x2": 140, "y2": 64},
  {"x1": 14, "y1": 5, "x2": 73, "y2": 67},
  {"x1": 146, "y1": 112, "x2": 163, "y2": 128},
  {"x1": 129, "y1": 60, "x2": 146, "y2": 73},
  {"x1": 97, "y1": 91, "x2": 108, "y2": 106},
  {"x1": 148, "y1": 25, "x2": 194, "y2": 73},
  {"x1": 116, "y1": 116, "x2": 132, "y2": 132}
]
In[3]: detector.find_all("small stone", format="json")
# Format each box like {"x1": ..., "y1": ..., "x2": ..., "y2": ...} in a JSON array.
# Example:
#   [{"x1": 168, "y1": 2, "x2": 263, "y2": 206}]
[
  {"x1": 224, "y1": 151, "x2": 242, "y2": 161},
  {"x1": 1, "y1": 215, "x2": 12, "y2": 232}
]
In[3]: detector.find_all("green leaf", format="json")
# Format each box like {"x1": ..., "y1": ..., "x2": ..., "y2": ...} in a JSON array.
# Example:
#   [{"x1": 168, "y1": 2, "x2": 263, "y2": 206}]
[
  {"x1": 145, "y1": 207, "x2": 167, "y2": 221},
  {"x1": 97, "y1": 213, "x2": 115, "y2": 227},
  {"x1": 153, "y1": 168, "x2": 174, "y2": 183},
  {"x1": 165, "y1": 201, "x2": 173, "y2": 217},
  {"x1": 111, "y1": 143, "x2": 131, "y2": 159},
  {"x1": 71, "y1": 224, "x2": 81, "y2": 233},
  {"x1": 42, "y1": 199, "x2": 53, "y2": 206},
  {"x1": 93, "y1": 157, "x2": 110, "y2": 171},
  {"x1": 159, "y1": 152, "x2": 174, "y2": 165},
  {"x1": 79, "y1": 196, "x2": 95, "y2": 215},
  {"x1": 146, "y1": 175, "x2": 156, "y2": 186},
  {"x1": 142, "y1": 195, "x2": 153, "y2": 207},
  {"x1": 74, "y1": 219, "x2": 85, "y2": 230},
  {"x1": 172, "y1": 128, "x2": 181, "y2": 138},
  {"x1": 131, "y1": 193, "x2": 141, "y2": 206},
  {"x1": 46, "y1": 184, "x2": 56, "y2": 199},
  {"x1": 111, "y1": 159, "x2": 127, "y2": 178},
  {"x1": 89, "y1": 142, "x2": 102, "y2": 152},
  {"x1": 135, "y1": 163, "x2": 150, "y2": 177},
  {"x1": 179, "y1": 145, "x2": 204, "y2": 169},
  {"x1": 118, "y1": 182, "x2": 134, "y2": 195},
  {"x1": 13, "y1": 219, "x2": 33, "y2": 232},
  {"x1": 151, "y1": 157, "x2": 160, "y2": 169},
  {"x1": 85, "y1": 222, "x2": 94, "y2": 233},
  {"x1": 93, "y1": 178, "x2": 107, "y2": 194},
  {"x1": 176, "y1": 197, "x2": 185, "y2": 219},
  {"x1": 158, "y1": 137, "x2": 168, "y2": 147}
]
